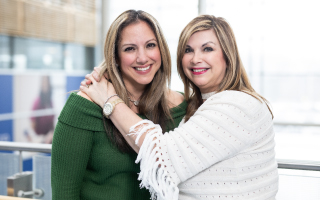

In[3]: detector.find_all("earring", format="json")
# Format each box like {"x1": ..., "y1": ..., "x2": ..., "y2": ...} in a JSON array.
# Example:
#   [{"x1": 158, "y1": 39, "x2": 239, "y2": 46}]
[{"x1": 115, "y1": 63, "x2": 118, "y2": 67}]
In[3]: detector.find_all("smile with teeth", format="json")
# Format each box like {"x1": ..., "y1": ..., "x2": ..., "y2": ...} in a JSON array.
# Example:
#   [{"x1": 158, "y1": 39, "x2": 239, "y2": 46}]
[
  {"x1": 135, "y1": 65, "x2": 151, "y2": 71},
  {"x1": 192, "y1": 68, "x2": 207, "y2": 72}
]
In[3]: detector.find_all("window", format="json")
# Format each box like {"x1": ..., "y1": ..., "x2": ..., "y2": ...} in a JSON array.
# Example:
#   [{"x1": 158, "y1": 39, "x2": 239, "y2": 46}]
[
  {"x1": 13, "y1": 37, "x2": 63, "y2": 70},
  {"x1": 0, "y1": 35, "x2": 11, "y2": 69}
]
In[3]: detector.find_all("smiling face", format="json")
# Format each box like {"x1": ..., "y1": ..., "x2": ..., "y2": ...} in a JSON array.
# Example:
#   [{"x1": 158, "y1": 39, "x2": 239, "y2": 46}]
[
  {"x1": 117, "y1": 21, "x2": 161, "y2": 91},
  {"x1": 182, "y1": 29, "x2": 227, "y2": 93}
]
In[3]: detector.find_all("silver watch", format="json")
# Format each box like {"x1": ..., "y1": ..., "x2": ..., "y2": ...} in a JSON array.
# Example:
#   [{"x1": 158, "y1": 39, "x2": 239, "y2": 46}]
[
  {"x1": 103, "y1": 103, "x2": 113, "y2": 119},
  {"x1": 103, "y1": 98, "x2": 124, "y2": 119}
]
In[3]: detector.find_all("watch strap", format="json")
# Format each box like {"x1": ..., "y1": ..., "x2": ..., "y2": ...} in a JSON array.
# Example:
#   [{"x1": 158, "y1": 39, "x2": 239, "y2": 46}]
[
  {"x1": 110, "y1": 98, "x2": 124, "y2": 107},
  {"x1": 104, "y1": 98, "x2": 124, "y2": 119}
]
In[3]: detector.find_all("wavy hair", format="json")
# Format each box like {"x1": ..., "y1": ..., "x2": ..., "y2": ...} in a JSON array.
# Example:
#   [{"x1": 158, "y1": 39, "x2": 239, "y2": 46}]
[
  {"x1": 177, "y1": 15, "x2": 273, "y2": 122},
  {"x1": 97, "y1": 10, "x2": 172, "y2": 152}
]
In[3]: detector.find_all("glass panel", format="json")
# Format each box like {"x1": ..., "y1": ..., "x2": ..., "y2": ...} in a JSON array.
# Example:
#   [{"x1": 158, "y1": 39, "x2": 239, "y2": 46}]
[
  {"x1": 0, "y1": 152, "x2": 19, "y2": 195},
  {"x1": 0, "y1": 35, "x2": 11, "y2": 69},
  {"x1": 13, "y1": 37, "x2": 63, "y2": 69},
  {"x1": 205, "y1": 0, "x2": 320, "y2": 161},
  {"x1": 65, "y1": 43, "x2": 94, "y2": 71},
  {"x1": 277, "y1": 169, "x2": 320, "y2": 200},
  {"x1": 33, "y1": 154, "x2": 51, "y2": 200}
]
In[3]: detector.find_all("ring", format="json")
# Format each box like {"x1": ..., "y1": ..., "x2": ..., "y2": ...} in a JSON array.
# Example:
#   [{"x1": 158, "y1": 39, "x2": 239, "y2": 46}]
[{"x1": 86, "y1": 84, "x2": 90, "y2": 88}]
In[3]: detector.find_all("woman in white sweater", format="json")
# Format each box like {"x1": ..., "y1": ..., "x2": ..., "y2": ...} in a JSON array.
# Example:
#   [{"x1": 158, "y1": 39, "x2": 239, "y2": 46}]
[{"x1": 80, "y1": 15, "x2": 278, "y2": 200}]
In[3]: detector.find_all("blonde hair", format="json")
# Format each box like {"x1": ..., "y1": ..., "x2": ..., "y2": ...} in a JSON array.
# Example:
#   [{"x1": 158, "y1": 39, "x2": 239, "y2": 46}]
[
  {"x1": 177, "y1": 15, "x2": 273, "y2": 121},
  {"x1": 98, "y1": 10, "x2": 172, "y2": 152}
]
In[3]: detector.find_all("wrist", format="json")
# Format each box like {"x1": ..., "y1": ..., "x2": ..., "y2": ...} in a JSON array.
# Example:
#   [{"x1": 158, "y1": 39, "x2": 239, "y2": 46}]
[
  {"x1": 102, "y1": 97, "x2": 124, "y2": 119},
  {"x1": 101, "y1": 94, "x2": 118, "y2": 108}
]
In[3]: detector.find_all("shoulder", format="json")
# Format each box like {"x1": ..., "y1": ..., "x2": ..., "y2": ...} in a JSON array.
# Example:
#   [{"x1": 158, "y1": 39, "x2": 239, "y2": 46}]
[
  {"x1": 77, "y1": 91, "x2": 93, "y2": 102},
  {"x1": 58, "y1": 92, "x2": 105, "y2": 132},
  {"x1": 200, "y1": 90, "x2": 269, "y2": 118},
  {"x1": 207, "y1": 90, "x2": 262, "y2": 107},
  {"x1": 167, "y1": 90, "x2": 185, "y2": 108}
]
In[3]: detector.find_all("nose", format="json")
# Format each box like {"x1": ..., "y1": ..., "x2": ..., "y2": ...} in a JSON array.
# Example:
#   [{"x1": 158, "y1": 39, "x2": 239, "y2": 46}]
[
  {"x1": 191, "y1": 50, "x2": 202, "y2": 65},
  {"x1": 136, "y1": 49, "x2": 148, "y2": 65}
]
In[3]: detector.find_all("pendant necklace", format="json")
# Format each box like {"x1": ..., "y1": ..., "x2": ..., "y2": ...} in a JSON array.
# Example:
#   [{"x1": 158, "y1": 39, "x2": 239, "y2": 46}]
[{"x1": 128, "y1": 97, "x2": 139, "y2": 106}]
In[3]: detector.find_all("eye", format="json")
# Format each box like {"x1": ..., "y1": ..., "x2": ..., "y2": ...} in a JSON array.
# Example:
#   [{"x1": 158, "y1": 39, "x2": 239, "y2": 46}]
[
  {"x1": 185, "y1": 47, "x2": 192, "y2": 53},
  {"x1": 147, "y1": 43, "x2": 156, "y2": 48},
  {"x1": 204, "y1": 47, "x2": 213, "y2": 52},
  {"x1": 124, "y1": 47, "x2": 135, "y2": 52}
]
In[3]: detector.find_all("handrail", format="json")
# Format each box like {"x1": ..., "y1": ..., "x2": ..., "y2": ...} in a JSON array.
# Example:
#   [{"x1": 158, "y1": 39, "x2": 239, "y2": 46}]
[
  {"x1": 274, "y1": 122, "x2": 320, "y2": 127},
  {"x1": 277, "y1": 159, "x2": 320, "y2": 171},
  {"x1": 0, "y1": 141, "x2": 51, "y2": 153},
  {"x1": 1, "y1": 142, "x2": 320, "y2": 171}
]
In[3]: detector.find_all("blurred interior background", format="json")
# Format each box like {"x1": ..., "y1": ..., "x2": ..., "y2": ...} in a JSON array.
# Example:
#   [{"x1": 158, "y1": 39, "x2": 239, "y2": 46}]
[{"x1": 0, "y1": 0, "x2": 320, "y2": 199}]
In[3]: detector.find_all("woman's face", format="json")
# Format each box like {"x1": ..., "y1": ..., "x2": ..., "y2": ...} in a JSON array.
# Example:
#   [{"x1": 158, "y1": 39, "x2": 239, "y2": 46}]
[
  {"x1": 182, "y1": 29, "x2": 227, "y2": 93},
  {"x1": 117, "y1": 21, "x2": 161, "y2": 91}
]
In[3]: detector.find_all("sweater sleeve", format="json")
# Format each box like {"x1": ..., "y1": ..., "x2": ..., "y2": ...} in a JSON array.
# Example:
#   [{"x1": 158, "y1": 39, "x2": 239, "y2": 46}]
[
  {"x1": 51, "y1": 93, "x2": 105, "y2": 200},
  {"x1": 51, "y1": 121, "x2": 93, "y2": 200},
  {"x1": 130, "y1": 91, "x2": 273, "y2": 200}
]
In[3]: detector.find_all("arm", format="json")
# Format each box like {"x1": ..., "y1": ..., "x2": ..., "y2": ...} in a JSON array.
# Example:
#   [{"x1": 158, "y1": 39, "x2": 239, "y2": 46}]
[
  {"x1": 80, "y1": 78, "x2": 272, "y2": 199},
  {"x1": 51, "y1": 111, "x2": 94, "y2": 199}
]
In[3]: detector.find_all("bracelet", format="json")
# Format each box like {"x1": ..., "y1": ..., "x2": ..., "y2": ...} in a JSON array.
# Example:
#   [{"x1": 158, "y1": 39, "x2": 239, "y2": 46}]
[{"x1": 104, "y1": 94, "x2": 119, "y2": 104}]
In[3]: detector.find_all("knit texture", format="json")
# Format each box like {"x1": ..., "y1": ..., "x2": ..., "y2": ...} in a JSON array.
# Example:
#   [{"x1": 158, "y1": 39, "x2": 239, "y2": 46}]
[
  {"x1": 51, "y1": 92, "x2": 187, "y2": 200},
  {"x1": 130, "y1": 91, "x2": 279, "y2": 200}
]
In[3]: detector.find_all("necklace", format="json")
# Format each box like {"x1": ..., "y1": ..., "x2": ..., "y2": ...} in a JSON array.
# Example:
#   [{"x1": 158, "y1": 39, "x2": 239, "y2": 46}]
[
  {"x1": 128, "y1": 97, "x2": 139, "y2": 106},
  {"x1": 201, "y1": 91, "x2": 216, "y2": 100}
]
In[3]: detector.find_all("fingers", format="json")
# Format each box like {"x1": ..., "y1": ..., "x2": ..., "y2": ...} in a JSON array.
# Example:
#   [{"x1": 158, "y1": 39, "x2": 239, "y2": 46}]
[
  {"x1": 84, "y1": 74, "x2": 92, "y2": 85},
  {"x1": 94, "y1": 66, "x2": 102, "y2": 74},
  {"x1": 80, "y1": 79, "x2": 87, "y2": 87},
  {"x1": 87, "y1": 73, "x2": 97, "y2": 84},
  {"x1": 92, "y1": 67, "x2": 101, "y2": 82},
  {"x1": 79, "y1": 83, "x2": 89, "y2": 94}
]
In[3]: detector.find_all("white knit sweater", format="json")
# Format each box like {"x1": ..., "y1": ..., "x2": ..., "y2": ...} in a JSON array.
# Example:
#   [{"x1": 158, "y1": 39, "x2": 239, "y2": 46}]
[{"x1": 130, "y1": 90, "x2": 278, "y2": 200}]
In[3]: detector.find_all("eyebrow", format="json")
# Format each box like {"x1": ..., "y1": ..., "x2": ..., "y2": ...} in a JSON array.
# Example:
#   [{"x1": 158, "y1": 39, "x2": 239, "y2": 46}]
[
  {"x1": 202, "y1": 41, "x2": 216, "y2": 47},
  {"x1": 186, "y1": 41, "x2": 216, "y2": 48},
  {"x1": 121, "y1": 38, "x2": 157, "y2": 48}
]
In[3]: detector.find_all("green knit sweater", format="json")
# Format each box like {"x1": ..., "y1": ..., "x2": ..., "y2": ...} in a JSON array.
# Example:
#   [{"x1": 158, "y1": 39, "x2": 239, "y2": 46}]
[{"x1": 51, "y1": 93, "x2": 187, "y2": 200}]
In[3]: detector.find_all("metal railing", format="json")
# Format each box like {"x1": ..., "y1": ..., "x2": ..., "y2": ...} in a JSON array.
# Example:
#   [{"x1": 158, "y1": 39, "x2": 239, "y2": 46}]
[
  {"x1": 0, "y1": 141, "x2": 320, "y2": 172},
  {"x1": 274, "y1": 122, "x2": 320, "y2": 127},
  {"x1": 0, "y1": 142, "x2": 51, "y2": 174}
]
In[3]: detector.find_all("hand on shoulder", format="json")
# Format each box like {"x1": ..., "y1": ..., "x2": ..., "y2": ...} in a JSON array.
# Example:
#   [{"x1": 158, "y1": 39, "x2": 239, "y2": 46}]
[
  {"x1": 77, "y1": 91, "x2": 93, "y2": 102},
  {"x1": 167, "y1": 90, "x2": 185, "y2": 108}
]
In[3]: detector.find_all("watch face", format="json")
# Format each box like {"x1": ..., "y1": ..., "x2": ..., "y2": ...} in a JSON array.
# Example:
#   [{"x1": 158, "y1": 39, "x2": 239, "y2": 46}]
[{"x1": 103, "y1": 103, "x2": 113, "y2": 116}]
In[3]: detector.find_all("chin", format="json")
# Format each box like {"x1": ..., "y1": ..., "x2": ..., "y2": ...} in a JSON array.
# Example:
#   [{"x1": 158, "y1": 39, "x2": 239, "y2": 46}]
[
  {"x1": 191, "y1": 80, "x2": 208, "y2": 89},
  {"x1": 136, "y1": 78, "x2": 154, "y2": 85}
]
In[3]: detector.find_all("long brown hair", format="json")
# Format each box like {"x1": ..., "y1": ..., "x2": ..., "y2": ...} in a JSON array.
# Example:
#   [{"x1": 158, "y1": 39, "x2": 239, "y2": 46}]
[
  {"x1": 177, "y1": 15, "x2": 273, "y2": 122},
  {"x1": 98, "y1": 10, "x2": 172, "y2": 152}
]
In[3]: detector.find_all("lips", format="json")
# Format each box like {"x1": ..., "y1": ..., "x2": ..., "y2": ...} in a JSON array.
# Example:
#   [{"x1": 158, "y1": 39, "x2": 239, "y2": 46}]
[
  {"x1": 190, "y1": 68, "x2": 208, "y2": 75},
  {"x1": 135, "y1": 65, "x2": 150, "y2": 71},
  {"x1": 134, "y1": 64, "x2": 152, "y2": 74}
]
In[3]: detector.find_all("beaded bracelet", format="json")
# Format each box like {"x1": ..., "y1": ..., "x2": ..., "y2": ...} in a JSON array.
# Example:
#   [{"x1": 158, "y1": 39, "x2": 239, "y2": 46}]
[{"x1": 104, "y1": 94, "x2": 119, "y2": 104}]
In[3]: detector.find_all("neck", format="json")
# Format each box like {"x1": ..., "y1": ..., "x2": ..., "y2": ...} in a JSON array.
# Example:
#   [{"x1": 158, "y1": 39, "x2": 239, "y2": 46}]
[
  {"x1": 123, "y1": 80, "x2": 146, "y2": 101},
  {"x1": 199, "y1": 86, "x2": 217, "y2": 94},
  {"x1": 201, "y1": 90, "x2": 217, "y2": 101}
]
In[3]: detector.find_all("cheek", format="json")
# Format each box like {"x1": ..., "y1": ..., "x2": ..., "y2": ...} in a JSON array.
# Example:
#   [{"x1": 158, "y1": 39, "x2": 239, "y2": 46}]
[
  {"x1": 150, "y1": 48, "x2": 161, "y2": 65},
  {"x1": 181, "y1": 55, "x2": 189, "y2": 70},
  {"x1": 119, "y1": 53, "x2": 135, "y2": 68}
]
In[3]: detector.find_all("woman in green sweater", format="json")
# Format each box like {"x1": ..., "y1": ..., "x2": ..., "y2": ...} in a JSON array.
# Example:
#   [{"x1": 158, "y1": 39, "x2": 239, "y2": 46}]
[{"x1": 51, "y1": 10, "x2": 186, "y2": 200}]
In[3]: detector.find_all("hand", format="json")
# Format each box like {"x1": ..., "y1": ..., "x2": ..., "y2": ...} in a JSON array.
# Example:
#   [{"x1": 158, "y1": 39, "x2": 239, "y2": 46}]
[
  {"x1": 80, "y1": 75, "x2": 117, "y2": 108},
  {"x1": 80, "y1": 67, "x2": 110, "y2": 87}
]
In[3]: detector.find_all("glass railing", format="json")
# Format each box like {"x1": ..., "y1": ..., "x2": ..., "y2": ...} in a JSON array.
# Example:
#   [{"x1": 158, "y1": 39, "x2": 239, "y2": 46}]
[
  {"x1": 0, "y1": 142, "x2": 51, "y2": 199},
  {"x1": 1, "y1": 141, "x2": 320, "y2": 199}
]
